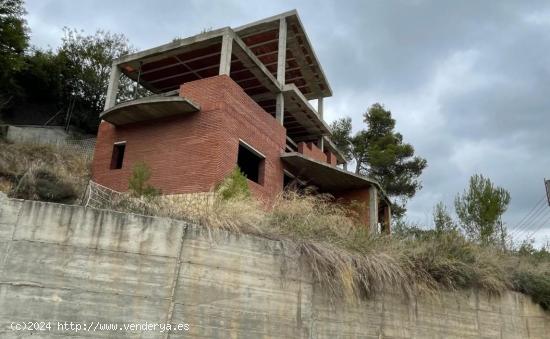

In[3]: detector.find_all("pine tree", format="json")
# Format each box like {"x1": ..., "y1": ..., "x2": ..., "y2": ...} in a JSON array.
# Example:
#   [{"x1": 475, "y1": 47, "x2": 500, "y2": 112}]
[{"x1": 330, "y1": 103, "x2": 427, "y2": 217}]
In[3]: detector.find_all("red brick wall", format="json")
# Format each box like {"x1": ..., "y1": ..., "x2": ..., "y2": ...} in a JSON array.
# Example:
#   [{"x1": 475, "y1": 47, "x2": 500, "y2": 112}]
[
  {"x1": 325, "y1": 151, "x2": 337, "y2": 166},
  {"x1": 92, "y1": 75, "x2": 286, "y2": 204},
  {"x1": 297, "y1": 141, "x2": 327, "y2": 164}
]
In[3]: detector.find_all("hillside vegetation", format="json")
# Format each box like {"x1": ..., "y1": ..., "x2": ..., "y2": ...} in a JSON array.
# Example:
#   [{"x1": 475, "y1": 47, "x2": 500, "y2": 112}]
[
  {"x1": 1, "y1": 142, "x2": 548, "y2": 311},
  {"x1": 91, "y1": 165, "x2": 550, "y2": 310}
]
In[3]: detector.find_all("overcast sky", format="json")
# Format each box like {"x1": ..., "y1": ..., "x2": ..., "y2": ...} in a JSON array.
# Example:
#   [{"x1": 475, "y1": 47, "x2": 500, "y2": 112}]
[{"x1": 25, "y1": 0, "x2": 550, "y2": 246}]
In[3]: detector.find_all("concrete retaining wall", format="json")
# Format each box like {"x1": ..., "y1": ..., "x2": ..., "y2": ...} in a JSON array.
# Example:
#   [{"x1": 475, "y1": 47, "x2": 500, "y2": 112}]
[
  {"x1": 5, "y1": 125, "x2": 69, "y2": 145},
  {"x1": 0, "y1": 194, "x2": 549, "y2": 338}
]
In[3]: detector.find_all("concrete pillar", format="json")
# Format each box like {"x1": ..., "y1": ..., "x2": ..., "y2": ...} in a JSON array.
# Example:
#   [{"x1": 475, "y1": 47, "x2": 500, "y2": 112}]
[
  {"x1": 318, "y1": 97, "x2": 324, "y2": 119},
  {"x1": 385, "y1": 204, "x2": 392, "y2": 234},
  {"x1": 343, "y1": 163, "x2": 348, "y2": 171},
  {"x1": 274, "y1": 18, "x2": 287, "y2": 126},
  {"x1": 318, "y1": 137, "x2": 324, "y2": 151},
  {"x1": 276, "y1": 93, "x2": 284, "y2": 124},
  {"x1": 369, "y1": 186, "x2": 379, "y2": 234},
  {"x1": 277, "y1": 18, "x2": 287, "y2": 85},
  {"x1": 104, "y1": 64, "x2": 121, "y2": 110},
  {"x1": 219, "y1": 32, "x2": 233, "y2": 76}
]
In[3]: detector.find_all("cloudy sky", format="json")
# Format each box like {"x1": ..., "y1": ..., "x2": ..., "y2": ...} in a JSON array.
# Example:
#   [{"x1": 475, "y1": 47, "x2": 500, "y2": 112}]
[{"x1": 25, "y1": 0, "x2": 550, "y2": 246}]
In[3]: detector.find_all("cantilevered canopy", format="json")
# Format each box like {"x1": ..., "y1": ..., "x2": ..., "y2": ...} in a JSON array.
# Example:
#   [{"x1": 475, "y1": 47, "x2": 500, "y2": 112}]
[
  {"x1": 281, "y1": 152, "x2": 390, "y2": 203},
  {"x1": 236, "y1": 10, "x2": 332, "y2": 99},
  {"x1": 100, "y1": 96, "x2": 200, "y2": 126}
]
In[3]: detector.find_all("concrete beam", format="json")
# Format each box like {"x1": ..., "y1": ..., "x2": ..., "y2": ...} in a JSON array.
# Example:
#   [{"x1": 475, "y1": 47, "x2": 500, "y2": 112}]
[
  {"x1": 219, "y1": 32, "x2": 233, "y2": 75},
  {"x1": 369, "y1": 186, "x2": 379, "y2": 234},
  {"x1": 232, "y1": 31, "x2": 281, "y2": 93},
  {"x1": 114, "y1": 27, "x2": 228, "y2": 66},
  {"x1": 277, "y1": 18, "x2": 287, "y2": 85},
  {"x1": 104, "y1": 64, "x2": 121, "y2": 111}
]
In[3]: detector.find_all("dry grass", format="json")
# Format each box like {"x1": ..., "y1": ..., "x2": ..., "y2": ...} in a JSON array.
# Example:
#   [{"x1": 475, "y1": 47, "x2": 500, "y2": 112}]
[
  {"x1": 0, "y1": 140, "x2": 90, "y2": 202},
  {"x1": 95, "y1": 188, "x2": 550, "y2": 309}
]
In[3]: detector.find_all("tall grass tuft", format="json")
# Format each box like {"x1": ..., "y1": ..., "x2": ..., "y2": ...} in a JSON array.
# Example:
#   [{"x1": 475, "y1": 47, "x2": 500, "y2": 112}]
[{"x1": 0, "y1": 141, "x2": 90, "y2": 202}]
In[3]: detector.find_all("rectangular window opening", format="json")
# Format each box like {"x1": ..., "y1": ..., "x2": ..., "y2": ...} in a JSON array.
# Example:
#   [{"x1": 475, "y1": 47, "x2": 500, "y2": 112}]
[
  {"x1": 237, "y1": 141, "x2": 264, "y2": 184},
  {"x1": 110, "y1": 142, "x2": 126, "y2": 170}
]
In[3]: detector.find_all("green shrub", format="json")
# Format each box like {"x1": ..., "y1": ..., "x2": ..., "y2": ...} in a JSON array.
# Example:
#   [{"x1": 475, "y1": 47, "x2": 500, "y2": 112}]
[
  {"x1": 128, "y1": 161, "x2": 160, "y2": 198},
  {"x1": 216, "y1": 167, "x2": 250, "y2": 200},
  {"x1": 512, "y1": 271, "x2": 550, "y2": 310}
]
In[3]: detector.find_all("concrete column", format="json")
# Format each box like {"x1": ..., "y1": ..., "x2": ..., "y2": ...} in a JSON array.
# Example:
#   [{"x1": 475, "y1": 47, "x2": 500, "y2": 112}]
[
  {"x1": 274, "y1": 18, "x2": 287, "y2": 126},
  {"x1": 276, "y1": 93, "x2": 284, "y2": 124},
  {"x1": 277, "y1": 18, "x2": 287, "y2": 85},
  {"x1": 219, "y1": 32, "x2": 233, "y2": 76},
  {"x1": 318, "y1": 137, "x2": 324, "y2": 151},
  {"x1": 369, "y1": 186, "x2": 379, "y2": 234},
  {"x1": 104, "y1": 64, "x2": 121, "y2": 110},
  {"x1": 318, "y1": 97, "x2": 324, "y2": 119}
]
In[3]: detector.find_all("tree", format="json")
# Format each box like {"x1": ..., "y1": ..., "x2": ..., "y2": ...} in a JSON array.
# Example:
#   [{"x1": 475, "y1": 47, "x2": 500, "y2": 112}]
[
  {"x1": 330, "y1": 104, "x2": 427, "y2": 217},
  {"x1": 58, "y1": 28, "x2": 134, "y2": 132},
  {"x1": 0, "y1": 0, "x2": 29, "y2": 101},
  {"x1": 454, "y1": 174, "x2": 511, "y2": 245},
  {"x1": 433, "y1": 201, "x2": 457, "y2": 233},
  {"x1": 16, "y1": 49, "x2": 65, "y2": 104}
]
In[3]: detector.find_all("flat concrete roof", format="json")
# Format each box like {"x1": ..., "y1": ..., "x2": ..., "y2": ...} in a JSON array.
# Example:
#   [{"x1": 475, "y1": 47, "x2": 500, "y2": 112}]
[
  {"x1": 115, "y1": 28, "x2": 280, "y2": 97},
  {"x1": 235, "y1": 10, "x2": 332, "y2": 99},
  {"x1": 114, "y1": 10, "x2": 330, "y2": 101},
  {"x1": 100, "y1": 96, "x2": 200, "y2": 126},
  {"x1": 281, "y1": 152, "x2": 390, "y2": 204}
]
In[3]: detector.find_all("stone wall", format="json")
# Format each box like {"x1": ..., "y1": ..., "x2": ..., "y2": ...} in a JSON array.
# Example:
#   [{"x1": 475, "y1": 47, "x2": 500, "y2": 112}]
[{"x1": 0, "y1": 194, "x2": 549, "y2": 338}]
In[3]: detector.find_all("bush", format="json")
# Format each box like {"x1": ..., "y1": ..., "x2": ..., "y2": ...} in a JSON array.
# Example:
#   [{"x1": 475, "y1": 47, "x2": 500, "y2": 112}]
[
  {"x1": 215, "y1": 167, "x2": 250, "y2": 200},
  {"x1": 512, "y1": 271, "x2": 550, "y2": 310},
  {"x1": 128, "y1": 161, "x2": 160, "y2": 198}
]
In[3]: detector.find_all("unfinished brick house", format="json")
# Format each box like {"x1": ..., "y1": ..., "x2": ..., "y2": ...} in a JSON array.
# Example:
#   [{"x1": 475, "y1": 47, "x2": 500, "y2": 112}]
[{"x1": 92, "y1": 10, "x2": 392, "y2": 233}]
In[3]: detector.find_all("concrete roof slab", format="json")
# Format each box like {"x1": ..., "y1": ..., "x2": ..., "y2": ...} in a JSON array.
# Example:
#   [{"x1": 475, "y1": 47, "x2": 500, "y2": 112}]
[{"x1": 281, "y1": 152, "x2": 390, "y2": 204}]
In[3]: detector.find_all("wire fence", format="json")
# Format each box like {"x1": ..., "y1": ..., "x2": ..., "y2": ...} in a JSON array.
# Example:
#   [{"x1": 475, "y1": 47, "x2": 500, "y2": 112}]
[
  {"x1": 4, "y1": 125, "x2": 96, "y2": 160},
  {"x1": 83, "y1": 180, "x2": 218, "y2": 225},
  {"x1": 58, "y1": 138, "x2": 96, "y2": 160}
]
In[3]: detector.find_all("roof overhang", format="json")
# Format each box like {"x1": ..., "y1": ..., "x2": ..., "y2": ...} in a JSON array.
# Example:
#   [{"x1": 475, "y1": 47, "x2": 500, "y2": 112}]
[
  {"x1": 100, "y1": 96, "x2": 200, "y2": 126},
  {"x1": 235, "y1": 10, "x2": 332, "y2": 100},
  {"x1": 281, "y1": 152, "x2": 391, "y2": 204}
]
